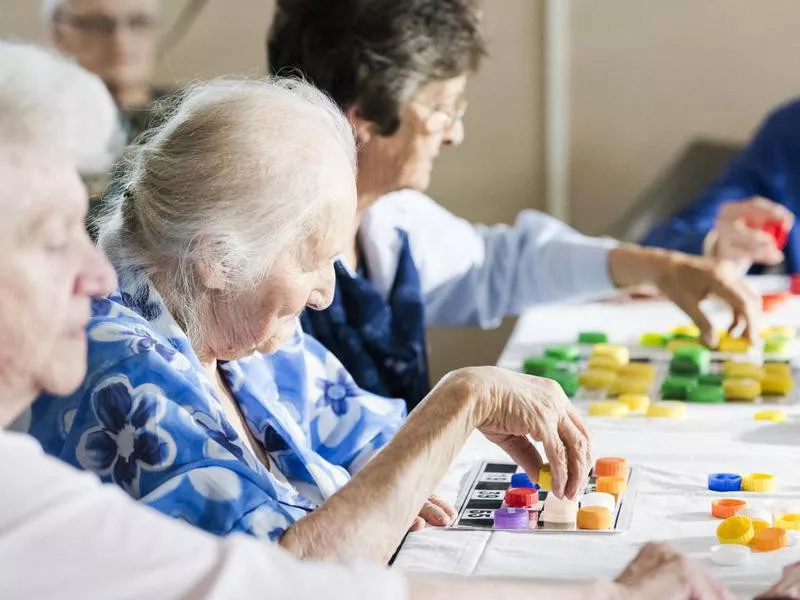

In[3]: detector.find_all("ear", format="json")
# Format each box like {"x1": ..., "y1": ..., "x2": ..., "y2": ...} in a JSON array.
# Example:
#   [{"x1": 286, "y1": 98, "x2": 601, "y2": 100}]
[
  {"x1": 192, "y1": 236, "x2": 228, "y2": 291},
  {"x1": 346, "y1": 104, "x2": 373, "y2": 144}
]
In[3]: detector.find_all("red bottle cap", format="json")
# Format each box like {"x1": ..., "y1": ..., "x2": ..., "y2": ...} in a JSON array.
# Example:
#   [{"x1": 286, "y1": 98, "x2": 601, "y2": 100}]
[{"x1": 504, "y1": 487, "x2": 538, "y2": 508}]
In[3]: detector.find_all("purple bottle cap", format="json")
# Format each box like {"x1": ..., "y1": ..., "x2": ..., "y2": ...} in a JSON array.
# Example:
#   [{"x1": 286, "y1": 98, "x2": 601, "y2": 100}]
[{"x1": 493, "y1": 507, "x2": 530, "y2": 530}]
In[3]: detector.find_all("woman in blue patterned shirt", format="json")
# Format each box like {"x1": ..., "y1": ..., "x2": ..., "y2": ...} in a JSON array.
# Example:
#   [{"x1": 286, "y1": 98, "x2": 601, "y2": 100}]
[{"x1": 25, "y1": 76, "x2": 593, "y2": 562}]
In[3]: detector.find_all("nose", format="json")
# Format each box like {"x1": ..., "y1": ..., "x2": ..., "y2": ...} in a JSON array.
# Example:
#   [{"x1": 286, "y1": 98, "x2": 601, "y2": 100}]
[
  {"x1": 75, "y1": 242, "x2": 116, "y2": 298},
  {"x1": 306, "y1": 267, "x2": 336, "y2": 311},
  {"x1": 442, "y1": 119, "x2": 465, "y2": 147}
]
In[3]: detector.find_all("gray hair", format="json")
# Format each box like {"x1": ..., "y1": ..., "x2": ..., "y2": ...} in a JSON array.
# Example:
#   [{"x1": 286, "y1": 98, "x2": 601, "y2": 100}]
[
  {"x1": 41, "y1": 0, "x2": 162, "y2": 21},
  {"x1": 96, "y1": 77, "x2": 356, "y2": 343},
  {"x1": 0, "y1": 40, "x2": 122, "y2": 173}
]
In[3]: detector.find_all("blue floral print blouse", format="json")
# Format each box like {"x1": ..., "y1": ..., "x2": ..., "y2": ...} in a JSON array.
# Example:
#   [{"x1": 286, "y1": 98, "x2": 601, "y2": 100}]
[{"x1": 24, "y1": 269, "x2": 406, "y2": 541}]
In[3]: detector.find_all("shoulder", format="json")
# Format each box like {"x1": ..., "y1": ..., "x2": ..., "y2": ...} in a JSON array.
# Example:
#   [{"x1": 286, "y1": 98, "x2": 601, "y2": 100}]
[
  {"x1": 756, "y1": 97, "x2": 800, "y2": 136},
  {"x1": 365, "y1": 189, "x2": 460, "y2": 228}
]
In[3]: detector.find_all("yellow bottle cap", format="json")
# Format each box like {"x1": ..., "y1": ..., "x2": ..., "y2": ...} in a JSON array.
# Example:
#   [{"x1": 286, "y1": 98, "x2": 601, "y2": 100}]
[
  {"x1": 755, "y1": 409, "x2": 787, "y2": 422},
  {"x1": 763, "y1": 362, "x2": 792, "y2": 377},
  {"x1": 587, "y1": 356, "x2": 623, "y2": 373},
  {"x1": 761, "y1": 326, "x2": 797, "y2": 340},
  {"x1": 717, "y1": 516, "x2": 755, "y2": 545},
  {"x1": 618, "y1": 393, "x2": 650, "y2": 413},
  {"x1": 610, "y1": 376, "x2": 651, "y2": 396},
  {"x1": 760, "y1": 373, "x2": 794, "y2": 396},
  {"x1": 723, "y1": 363, "x2": 764, "y2": 380},
  {"x1": 646, "y1": 401, "x2": 687, "y2": 419},
  {"x1": 591, "y1": 344, "x2": 630, "y2": 365},
  {"x1": 775, "y1": 514, "x2": 800, "y2": 530},
  {"x1": 672, "y1": 324, "x2": 701, "y2": 338},
  {"x1": 587, "y1": 401, "x2": 629, "y2": 418},
  {"x1": 618, "y1": 363, "x2": 656, "y2": 381},
  {"x1": 742, "y1": 473, "x2": 776, "y2": 493},
  {"x1": 537, "y1": 464, "x2": 552, "y2": 491},
  {"x1": 579, "y1": 369, "x2": 617, "y2": 390},
  {"x1": 723, "y1": 378, "x2": 761, "y2": 401},
  {"x1": 719, "y1": 337, "x2": 752, "y2": 354}
]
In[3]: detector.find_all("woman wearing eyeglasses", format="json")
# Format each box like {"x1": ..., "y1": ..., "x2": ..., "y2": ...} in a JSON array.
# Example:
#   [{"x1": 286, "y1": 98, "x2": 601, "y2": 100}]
[
  {"x1": 268, "y1": 0, "x2": 759, "y2": 413},
  {"x1": 44, "y1": 0, "x2": 167, "y2": 139}
]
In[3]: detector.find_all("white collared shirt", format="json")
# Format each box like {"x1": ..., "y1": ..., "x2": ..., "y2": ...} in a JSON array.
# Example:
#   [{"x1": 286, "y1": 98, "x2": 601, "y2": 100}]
[
  {"x1": 0, "y1": 429, "x2": 407, "y2": 600},
  {"x1": 359, "y1": 190, "x2": 620, "y2": 328}
]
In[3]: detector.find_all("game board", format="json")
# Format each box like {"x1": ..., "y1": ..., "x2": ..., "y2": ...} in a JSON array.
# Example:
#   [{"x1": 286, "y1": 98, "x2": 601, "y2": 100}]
[{"x1": 448, "y1": 460, "x2": 640, "y2": 534}]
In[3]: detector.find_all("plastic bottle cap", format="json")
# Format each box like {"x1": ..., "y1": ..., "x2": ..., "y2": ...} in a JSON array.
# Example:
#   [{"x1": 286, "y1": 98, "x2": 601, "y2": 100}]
[
  {"x1": 610, "y1": 376, "x2": 651, "y2": 395},
  {"x1": 587, "y1": 401, "x2": 629, "y2": 418},
  {"x1": 710, "y1": 544, "x2": 751, "y2": 566},
  {"x1": 764, "y1": 362, "x2": 792, "y2": 377},
  {"x1": 755, "y1": 409, "x2": 787, "y2": 422},
  {"x1": 737, "y1": 508, "x2": 773, "y2": 526},
  {"x1": 493, "y1": 507, "x2": 530, "y2": 530},
  {"x1": 742, "y1": 473, "x2": 776, "y2": 493},
  {"x1": 580, "y1": 370, "x2": 618, "y2": 391},
  {"x1": 640, "y1": 332, "x2": 668, "y2": 348},
  {"x1": 504, "y1": 487, "x2": 538, "y2": 508},
  {"x1": 723, "y1": 378, "x2": 762, "y2": 401},
  {"x1": 619, "y1": 363, "x2": 656, "y2": 381},
  {"x1": 717, "y1": 516, "x2": 755, "y2": 545},
  {"x1": 594, "y1": 457, "x2": 629, "y2": 478},
  {"x1": 537, "y1": 465, "x2": 552, "y2": 491},
  {"x1": 712, "y1": 499, "x2": 746, "y2": 519},
  {"x1": 596, "y1": 476, "x2": 627, "y2": 499},
  {"x1": 591, "y1": 344, "x2": 630, "y2": 365},
  {"x1": 578, "y1": 331, "x2": 608, "y2": 345},
  {"x1": 510, "y1": 473, "x2": 537, "y2": 489},
  {"x1": 522, "y1": 357, "x2": 557, "y2": 376},
  {"x1": 775, "y1": 514, "x2": 800, "y2": 531},
  {"x1": 544, "y1": 345, "x2": 581, "y2": 362},
  {"x1": 577, "y1": 506, "x2": 613, "y2": 530},
  {"x1": 618, "y1": 394, "x2": 651, "y2": 413},
  {"x1": 587, "y1": 356, "x2": 624, "y2": 373},
  {"x1": 687, "y1": 384, "x2": 725, "y2": 403},
  {"x1": 723, "y1": 362, "x2": 764, "y2": 380},
  {"x1": 719, "y1": 337, "x2": 752, "y2": 353},
  {"x1": 708, "y1": 473, "x2": 742, "y2": 492},
  {"x1": 760, "y1": 374, "x2": 795, "y2": 396},
  {"x1": 646, "y1": 401, "x2": 687, "y2": 419},
  {"x1": 752, "y1": 527, "x2": 787, "y2": 552},
  {"x1": 581, "y1": 492, "x2": 616, "y2": 513}
]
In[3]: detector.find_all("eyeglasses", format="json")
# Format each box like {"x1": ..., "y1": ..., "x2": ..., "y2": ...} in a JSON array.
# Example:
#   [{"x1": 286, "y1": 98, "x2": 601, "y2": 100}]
[
  {"x1": 414, "y1": 98, "x2": 468, "y2": 133},
  {"x1": 54, "y1": 12, "x2": 158, "y2": 38}
]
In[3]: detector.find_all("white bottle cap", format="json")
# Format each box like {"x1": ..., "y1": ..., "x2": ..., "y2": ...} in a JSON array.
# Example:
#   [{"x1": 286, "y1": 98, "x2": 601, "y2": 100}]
[
  {"x1": 580, "y1": 492, "x2": 616, "y2": 513},
  {"x1": 737, "y1": 508, "x2": 773, "y2": 526},
  {"x1": 710, "y1": 544, "x2": 751, "y2": 566}
]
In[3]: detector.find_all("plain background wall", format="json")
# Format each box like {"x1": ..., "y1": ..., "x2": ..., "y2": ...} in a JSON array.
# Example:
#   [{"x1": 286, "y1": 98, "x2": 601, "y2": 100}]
[{"x1": 2, "y1": 0, "x2": 800, "y2": 378}]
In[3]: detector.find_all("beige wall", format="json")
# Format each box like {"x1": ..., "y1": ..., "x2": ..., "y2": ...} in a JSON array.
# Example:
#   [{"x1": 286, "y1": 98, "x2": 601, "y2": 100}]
[{"x1": 571, "y1": 0, "x2": 800, "y2": 234}]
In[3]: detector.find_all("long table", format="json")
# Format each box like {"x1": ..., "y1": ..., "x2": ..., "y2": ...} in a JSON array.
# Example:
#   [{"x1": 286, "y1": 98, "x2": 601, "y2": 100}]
[{"x1": 395, "y1": 278, "x2": 800, "y2": 599}]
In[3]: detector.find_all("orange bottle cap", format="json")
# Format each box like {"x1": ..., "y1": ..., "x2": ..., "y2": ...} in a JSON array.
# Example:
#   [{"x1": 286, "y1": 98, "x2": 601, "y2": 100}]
[
  {"x1": 594, "y1": 457, "x2": 629, "y2": 478},
  {"x1": 596, "y1": 476, "x2": 627, "y2": 497},
  {"x1": 752, "y1": 527, "x2": 787, "y2": 552},
  {"x1": 712, "y1": 498, "x2": 746, "y2": 519},
  {"x1": 577, "y1": 506, "x2": 613, "y2": 530}
]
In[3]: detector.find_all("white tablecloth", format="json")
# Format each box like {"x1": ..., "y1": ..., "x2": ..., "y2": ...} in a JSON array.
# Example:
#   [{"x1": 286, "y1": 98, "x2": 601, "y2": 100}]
[{"x1": 395, "y1": 277, "x2": 800, "y2": 599}]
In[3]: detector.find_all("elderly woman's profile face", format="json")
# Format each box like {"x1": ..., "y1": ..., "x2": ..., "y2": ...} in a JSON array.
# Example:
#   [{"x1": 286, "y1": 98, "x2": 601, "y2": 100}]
[
  {"x1": 357, "y1": 75, "x2": 468, "y2": 197},
  {"x1": 207, "y1": 145, "x2": 358, "y2": 360},
  {"x1": 0, "y1": 150, "x2": 114, "y2": 422}
]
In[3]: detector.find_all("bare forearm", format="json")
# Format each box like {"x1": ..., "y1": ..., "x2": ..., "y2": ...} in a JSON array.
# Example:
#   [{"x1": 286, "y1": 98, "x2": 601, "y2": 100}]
[
  {"x1": 608, "y1": 244, "x2": 673, "y2": 288},
  {"x1": 407, "y1": 575, "x2": 622, "y2": 600},
  {"x1": 280, "y1": 371, "x2": 476, "y2": 562}
]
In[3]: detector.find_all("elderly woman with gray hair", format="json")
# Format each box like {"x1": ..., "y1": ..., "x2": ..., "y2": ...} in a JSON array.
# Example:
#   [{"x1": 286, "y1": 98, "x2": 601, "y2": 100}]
[
  {"x1": 268, "y1": 0, "x2": 761, "y2": 411},
  {"x1": 26, "y1": 75, "x2": 597, "y2": 562}
]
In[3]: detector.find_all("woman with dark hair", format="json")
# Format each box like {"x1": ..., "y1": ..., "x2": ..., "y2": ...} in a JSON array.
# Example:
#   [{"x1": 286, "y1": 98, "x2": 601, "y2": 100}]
[{"x1": 268, "y1": 0, "x2": 759, "y2": 411}]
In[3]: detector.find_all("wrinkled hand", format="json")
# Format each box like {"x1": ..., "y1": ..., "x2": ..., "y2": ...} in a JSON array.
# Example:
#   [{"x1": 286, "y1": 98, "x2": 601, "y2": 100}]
[
  {"x1": 449, "y1": 366, "x2": 592, "y2": 500},
  {"x1": 615, "y1": 543, "x2": 732, "y2": 600},
  {"x1": 713, "y1": 197, "x2": 794, "y2": 268},
  {"x1": 409, "y1": 495, "x2": 457, "y2": 532},
  {"x1": 650, "y1": 251, "x2": 760, "y2": 347},
  {"x1": 756, "y1": 561, "x2": 800, "y2": 599}
]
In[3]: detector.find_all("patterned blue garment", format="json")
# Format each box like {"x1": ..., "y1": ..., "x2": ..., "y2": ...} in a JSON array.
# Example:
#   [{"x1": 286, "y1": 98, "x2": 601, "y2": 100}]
[
  {"x1": 301, "y1": 230, "x2": 430, "y2": 411},
  {"x1": 25, "y1": 268, "x2": 406, "y2": 541}
]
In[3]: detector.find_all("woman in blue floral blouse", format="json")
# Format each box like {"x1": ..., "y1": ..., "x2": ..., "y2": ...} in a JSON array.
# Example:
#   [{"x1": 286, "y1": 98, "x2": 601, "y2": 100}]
[{"x1": 24, "y1": 76, "x2": 592, "y2": 563}]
